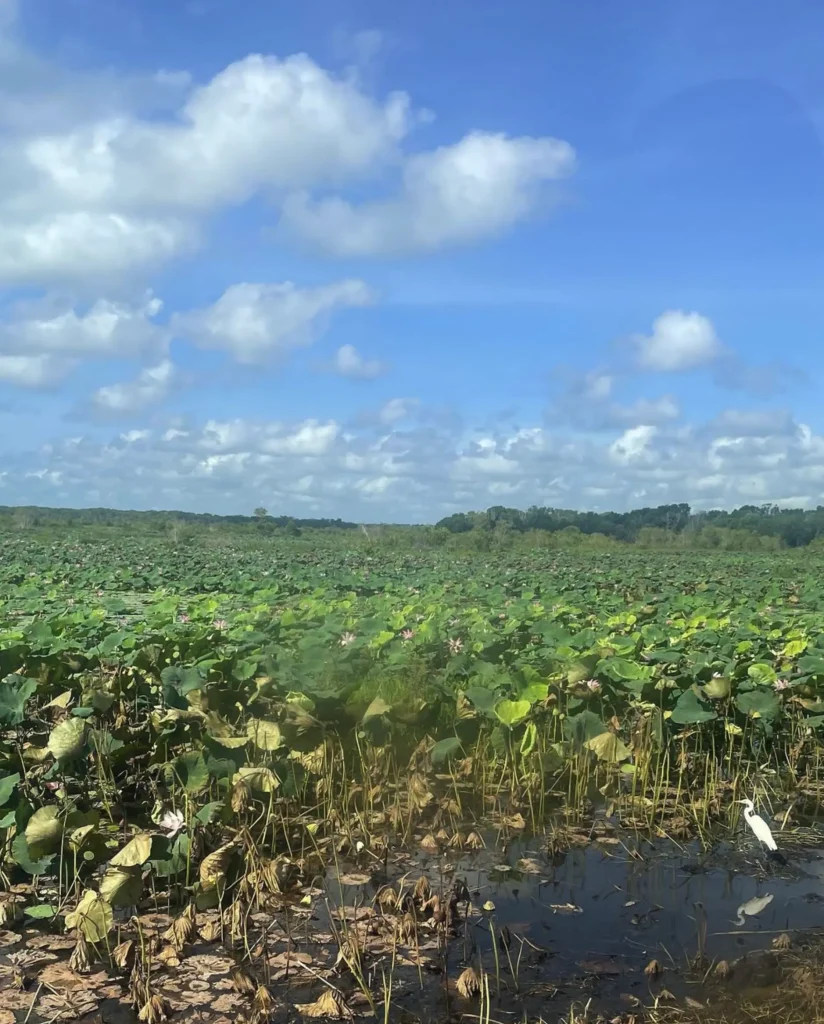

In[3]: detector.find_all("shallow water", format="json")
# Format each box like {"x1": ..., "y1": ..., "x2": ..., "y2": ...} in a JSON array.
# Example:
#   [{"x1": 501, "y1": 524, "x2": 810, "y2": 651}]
[
  {"x1": 324, "y1": 828, "x2": 824, "y2": 1021},
  {"x1": 11, "y1": 827, "x2": 824, "y2": 1023}
]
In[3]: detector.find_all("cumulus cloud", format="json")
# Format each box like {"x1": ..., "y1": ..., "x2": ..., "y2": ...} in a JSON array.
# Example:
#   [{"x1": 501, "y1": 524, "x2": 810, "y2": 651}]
[
  {"x1": 173, "y1": 280, "x2": 374, "y2": 364},
  {"x1": 0, "y1": 19, "x2": 577, "y2": 290},
  {"x1": 0, "y1": 51, "x2": 412, "y2": 286},
  {"x1": 325, "y1": 344, "x2": 387, "y2": 379},
  {"x1": 0, "y1": 353, "x2": 65, "y2": 387},
  {"x1": 25, "y1": 55, "x2": 411, "y2": 211},
  {"x1": 549, "y1": 368, "x2": 680, "y2": 431},
  {"x1": 281, "y1": 131, "x2": 576, "y2": 256},
  {"x1": 0, "y1": 294, "x2": 166, "y2": 386},
  {"x1": 92, "y1": 359, "x2": 178, "y2": 414},
  {"x1": 634, "y1": 311, "x2": 722, "y2": 372},
  {"x1": 11, "y1": 406, "x2": 824, "y2": 522},
  {"x1": 379, "y1": 397, "x2": 419, "y2": 424},
  {"x1": 0, "y1": 213, "x2": 194, "y2": 287},
  {"x1": 609, "y1": 424, "x2": 658, "y2": 464}
]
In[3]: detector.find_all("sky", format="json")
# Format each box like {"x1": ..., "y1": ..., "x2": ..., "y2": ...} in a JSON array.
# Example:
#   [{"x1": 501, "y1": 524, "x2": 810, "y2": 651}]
[{"x1": 2, "y1": 0, "x2": 824, "y2": 522}]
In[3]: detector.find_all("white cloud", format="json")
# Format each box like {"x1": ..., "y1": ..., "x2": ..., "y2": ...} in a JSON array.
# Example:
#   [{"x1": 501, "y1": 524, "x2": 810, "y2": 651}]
[
  {"x1": 634, "y1": 311, "x2": 722, "y2": 372},
  {"x1": 0, "y1": 51, "x2": 413, "y2": 286},
  {"x1": 8, "y1": 406, "x2": 824, "y2": 521},
  {"x1": 0, "y1": 353, "x2": 65, "y2": 387},
  {"x1": 25, "y1": 55, "x2": 411, "y2": 211},
  {"x1": 379, "y1": 397, "x2": 419, "y2": 424},
  {"x1": 550, "y1": 368, "x2": 679, "y2": 430},
  {"x1": 281, "y1": 131, "x2": 576, "y2": 256},
  {"x1": 0, "y1": 294, "x2": 166, "y2": 386},
  {"x1": 174, "y1": 280, "x2": 374, "y2": 364},
  {"x1": 92, "y1": 359, "x2": 177, "y2": 414},
  {"x1": 261, "y1": 420, "x2": 339, "y2": 456},
  {"x1": 0, "y1": 33, "x2": 577, "y2": 287},
  {"x1": 609, "y1": 425, "x2": 658, "y2": 464},
  {"x1": 0, "y1": 212, "x2": 195, "y2": 287},
  {"x1": 328, "y1": 344, "x2": 387, "y2": 379},
  {"x1": 1, "y1": 294, "x2": 164, "y2": 358}
]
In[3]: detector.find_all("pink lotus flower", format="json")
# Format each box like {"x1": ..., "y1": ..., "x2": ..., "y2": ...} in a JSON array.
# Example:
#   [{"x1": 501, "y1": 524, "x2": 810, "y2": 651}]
[
  {"x1": 774, "y1": 678, "x2": 791, "y2": 691},
  {"x1": 212, "y1": 618, "x2": 228, "y2": 630},
  {"x1": 401, "y1": 629, "x2": 415, "y2": 640},
  {"x1": 448, "y1": 637, "x2": 464, "y2": 655},
  {"x1": 178, "y1": 613, "x2": 190, "y2": 624},
  {"x1": 340, "y1": 632, "x2": 356, "y2": 647},
  {"x1": 586, "y1": 679, "x2": 602, "y2": 692}
]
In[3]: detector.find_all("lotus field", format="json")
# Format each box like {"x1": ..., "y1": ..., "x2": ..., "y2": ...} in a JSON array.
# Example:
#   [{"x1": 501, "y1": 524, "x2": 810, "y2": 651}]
[{"x1": 1, "y1": 533, "x2": 823, "y2": 1020}]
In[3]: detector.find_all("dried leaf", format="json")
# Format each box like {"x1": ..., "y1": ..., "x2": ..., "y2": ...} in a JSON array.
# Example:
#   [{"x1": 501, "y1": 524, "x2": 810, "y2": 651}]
[
  {"x1": 162, "y1": 905, "x2": 197, "y2": 951},
  {"x1": 138, "y1": 994, "x2": 171, "y2": 1023},
  {"x1": 413, "y1": 876, "x2": 430, "y2": 902},
  {"x1": 112, "y1": 939, "x2": 135, "y2": 971},
  {"x1": 456, "y1": 966, "x2": 480, "y2": 999},
  {"x1": 69, "y1": 934, "x2": 92, "y2": 973},
  {"x1": 156, "y1": 946, "x2": 180, "y2": 967},
  {"x1": 230, "y1": 966, "x2": 256, "y2": 996},
  {"x1": 200, "y1": 841, "x2": 235, "y2": 889},
  {"x1": 335, "y1": 872, "x2": 371, "y2": 887},
  {"x1": 295, "y1": 990, "x2": 352, "y2": 1019}
]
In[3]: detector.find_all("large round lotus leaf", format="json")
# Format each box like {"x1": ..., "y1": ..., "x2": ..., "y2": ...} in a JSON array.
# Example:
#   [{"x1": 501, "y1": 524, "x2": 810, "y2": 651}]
[
  {"x1": 586, "y1": 731, "x2": 632, "y2": 763},
  {"x1": 47, "y1": 717, "x2": 88, "y2": 761},
  {"x1": 494, "y1": 699, "x2": 531, "y2": 728},
  {"x1": 25, "y1": 806, "x2": 63, "y2": 852},
  {"x1": 110, "y1": 833, "x2": 152, "y2": 868},
  {"x1": 100, "y1": 866, "x2": 143, "y2": 907},
  {"x1": 233, "y1": 766, "x2": 279, "y2": 792},
  {"x1": 246, "y1": 719, "x2": 283, "y2": 751},
  {"x1": 703, "y1": 676, "x2": 732, "y2": 699}
]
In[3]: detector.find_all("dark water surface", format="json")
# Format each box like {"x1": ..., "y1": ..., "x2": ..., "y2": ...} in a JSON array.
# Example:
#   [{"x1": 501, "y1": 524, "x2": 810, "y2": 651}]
[{"x1": 11, "y1": 828, "x2": 824, "y2": 1023}]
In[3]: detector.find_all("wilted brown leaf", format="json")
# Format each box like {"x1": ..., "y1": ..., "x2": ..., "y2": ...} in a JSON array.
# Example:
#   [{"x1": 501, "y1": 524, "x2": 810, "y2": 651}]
[
  {"x1": 295, "y1": 990, "x2": 352, "y2": 1018},
  {"x1": 156, "y1": 946, "x2": 180, "y2": 968},
  {"x1": 456, "y1": 966, "x2": 480, "y2": 999},
  {"x1": 420, "y1": 833, "x2": 439, "y2": 853},
  {"x1": 335, "y1": 872, "x2": 371, "y2": 886}
]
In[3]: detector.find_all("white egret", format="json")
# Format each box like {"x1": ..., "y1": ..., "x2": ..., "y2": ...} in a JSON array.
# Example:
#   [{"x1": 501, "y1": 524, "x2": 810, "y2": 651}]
[{"x1": 738, "y1": 798, "x2": 777, "y2": 851}]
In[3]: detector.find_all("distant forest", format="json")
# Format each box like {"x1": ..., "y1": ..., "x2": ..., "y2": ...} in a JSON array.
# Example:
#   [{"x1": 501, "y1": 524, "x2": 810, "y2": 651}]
[
  {"x1": 435, "y1": 503, "x2": 824, "y2": 549},
  {"x1": 4, "y1": 500, "x2": 824, "y2": 551},
  {"x1": 0, "y1": 504, "x2": 356, "y2": 536}
]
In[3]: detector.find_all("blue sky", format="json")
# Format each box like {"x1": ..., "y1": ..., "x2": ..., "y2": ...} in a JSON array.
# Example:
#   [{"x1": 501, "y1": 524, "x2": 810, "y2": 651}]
[{"x1": 2, "y1": 0, "x2": 824, "y2": 521}]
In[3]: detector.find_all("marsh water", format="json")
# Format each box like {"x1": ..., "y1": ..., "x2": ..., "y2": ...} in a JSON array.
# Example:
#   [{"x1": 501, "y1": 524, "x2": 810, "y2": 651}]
[
  {"x1": 322, "y1": 829, "x2": 824, "y2": 1021},
  {"x1": 8, "y1": 825, "x2": 824, "y2": 1023}
]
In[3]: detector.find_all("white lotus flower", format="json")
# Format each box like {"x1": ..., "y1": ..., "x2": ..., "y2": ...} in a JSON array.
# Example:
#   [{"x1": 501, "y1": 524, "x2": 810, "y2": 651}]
[{"x1": 159, "y1": 809, "x2": 186, "y2": 838}]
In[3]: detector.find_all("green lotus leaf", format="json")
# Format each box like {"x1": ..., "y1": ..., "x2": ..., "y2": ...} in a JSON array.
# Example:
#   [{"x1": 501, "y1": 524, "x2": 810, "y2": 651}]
[{"x1": 47, "y1": 717, "x2": 88, "y2": 761}]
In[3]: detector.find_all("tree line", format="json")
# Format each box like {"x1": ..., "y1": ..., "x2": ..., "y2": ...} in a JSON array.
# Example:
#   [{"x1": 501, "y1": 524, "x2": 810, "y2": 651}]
[{"x1": 435, "y1": 503, "x2": 824, "y2": 549}]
